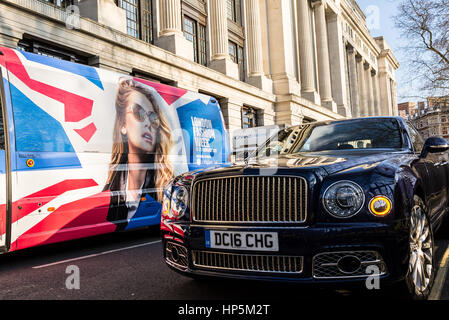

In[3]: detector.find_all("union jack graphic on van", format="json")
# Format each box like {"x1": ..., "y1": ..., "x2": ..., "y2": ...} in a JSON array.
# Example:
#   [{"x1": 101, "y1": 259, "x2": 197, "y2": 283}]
[{"x1": 0, "y1": 47, "x2": 230, "y2": 252}]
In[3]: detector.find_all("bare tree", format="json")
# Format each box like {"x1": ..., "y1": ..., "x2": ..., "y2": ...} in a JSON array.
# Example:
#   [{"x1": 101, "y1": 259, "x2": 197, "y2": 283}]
[{"x1": 395, "y1": 0, "x2": 449, "y2": 98}]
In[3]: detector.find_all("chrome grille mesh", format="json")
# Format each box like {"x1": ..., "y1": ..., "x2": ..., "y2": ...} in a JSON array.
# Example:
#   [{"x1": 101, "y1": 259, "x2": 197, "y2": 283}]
[
  {"x1": 313, "y1": 251, "x2": 387, "y2": 279},
  {"x1": 165, "y1": 242, "x2": 188, "y2": 270},
  {"x1": 192, "y1": 176, "x2": 307, "y2": 223},
  {"x1": 192, "y1": 251, "x2": 303, "y2": 274}
]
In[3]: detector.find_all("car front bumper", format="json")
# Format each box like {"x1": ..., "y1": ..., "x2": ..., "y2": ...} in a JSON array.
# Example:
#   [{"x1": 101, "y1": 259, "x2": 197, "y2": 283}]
[{"x1": 161, "y1": 219, "x2": 410, "y2": 284}]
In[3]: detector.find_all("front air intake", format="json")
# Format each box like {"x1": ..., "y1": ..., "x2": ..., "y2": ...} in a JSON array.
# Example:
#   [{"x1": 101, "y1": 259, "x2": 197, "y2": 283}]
[
  {"x1": 165, "y1": 242, "x2": 188, "y2": 270},
  {"x1": 313, "y1": 251, "x2": 387, "y2": 279}
]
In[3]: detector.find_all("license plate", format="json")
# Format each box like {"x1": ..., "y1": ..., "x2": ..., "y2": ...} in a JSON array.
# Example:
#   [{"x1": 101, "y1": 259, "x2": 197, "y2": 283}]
[{"x1": 205, "y1": 230, "x2": 279, "y2": 252}]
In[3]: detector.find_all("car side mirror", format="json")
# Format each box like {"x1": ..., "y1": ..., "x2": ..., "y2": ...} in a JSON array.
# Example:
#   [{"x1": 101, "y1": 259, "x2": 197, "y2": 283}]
[{"x1": 420, "y1": 137, "x2": 449, "y2": 158}]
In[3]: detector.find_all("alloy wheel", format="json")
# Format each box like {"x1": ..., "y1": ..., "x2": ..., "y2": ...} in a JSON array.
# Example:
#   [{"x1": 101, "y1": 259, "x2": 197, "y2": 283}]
[{"x1": 408, "y1": 203, "x2": 433, "y2": 294}]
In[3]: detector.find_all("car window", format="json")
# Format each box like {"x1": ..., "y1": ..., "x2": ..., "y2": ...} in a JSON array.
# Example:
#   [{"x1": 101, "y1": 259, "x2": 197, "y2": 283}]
[
  {"x1": 255, "y1": 119, "x2": 403, "y2": 157},
  {"x1": 407, "y1": 123, "x2": 424, "y2": 153}
]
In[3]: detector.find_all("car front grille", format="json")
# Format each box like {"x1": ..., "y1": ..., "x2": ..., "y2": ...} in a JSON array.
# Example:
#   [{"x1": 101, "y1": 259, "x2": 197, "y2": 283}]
[
  {"x1": 192, "y1": 176, "x2": 307, "y2": 223},
  {"x1": 192, "y1": 250, "x2": 303, "y2": 274},
  {"x1": 313, "y1": 251, "x2": 387, "y2": 279}
]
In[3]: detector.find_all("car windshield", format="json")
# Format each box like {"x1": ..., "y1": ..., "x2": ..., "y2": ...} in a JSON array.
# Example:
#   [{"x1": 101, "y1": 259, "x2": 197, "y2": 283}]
[{"x1": 254, "y1": 118, "x2": 404, "y2": 158}]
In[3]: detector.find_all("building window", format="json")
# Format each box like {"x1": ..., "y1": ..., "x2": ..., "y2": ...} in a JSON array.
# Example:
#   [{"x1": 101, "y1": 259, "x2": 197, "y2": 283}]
[
  {"x1": 442, "y1": 116, "x2": 447, "y2": 123},
  {"x1": 17, "y1": 39, "x2": 88, "y2": 64},
  {"x1": 183, "y1": 16, "x2": 197, "y2": 60},
  {"x1": 198, "y1": 24, "x2": 207, "y2": 66},
  {"x1": 228, "y1": 41, "x2": 245, "y2": 81},
  {"x1": 183, "y1": 16, "x2": 207, "y2": 66},
  {"x1": 120, "y1": 0, "x2": 139, "y2": 38},
  {"x1": 242, "y1": 106, "x2": 258, "y2": 129},
  {"x1": 228, "y1": 41, "x2": 237, "y2": 63},
  {"x1": 131, "y1": 70, "x2": 176, "y2": 86},
  {"x1": 227, "y1": 0, "x2": 245, "y2": 82},
  {"x1": 238, "y1": 46, "x2": 244, "y2": 81},
  {"x1": 118, "y1": 0, "x2": 153, "y2": 43},
  {"x1": 42, "y1": 0, "x2": 73, "y2": 8},
  {"x1": 227, "y1": 0, "x2": 242, "y2": 25},
  {"x1": 141, "y1": 0, "x2": 153, "y2": 43}
]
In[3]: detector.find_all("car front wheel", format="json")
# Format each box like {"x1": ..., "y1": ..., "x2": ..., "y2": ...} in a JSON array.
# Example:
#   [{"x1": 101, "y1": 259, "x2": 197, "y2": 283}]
[{"x1": 403, "y1": 195, "x2": 435, "y2": 300}]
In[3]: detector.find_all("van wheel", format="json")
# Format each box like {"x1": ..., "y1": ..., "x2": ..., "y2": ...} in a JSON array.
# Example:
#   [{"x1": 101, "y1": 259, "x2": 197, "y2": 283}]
[{"x1": 401, "y1": 195, "x2": 435, "y2": 300}]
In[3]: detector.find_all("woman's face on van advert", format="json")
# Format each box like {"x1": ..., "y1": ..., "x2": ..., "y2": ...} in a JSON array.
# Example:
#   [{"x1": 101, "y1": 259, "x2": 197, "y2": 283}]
[{"x1": 124, "y1": 91, "x2": 158, "y2": 154}]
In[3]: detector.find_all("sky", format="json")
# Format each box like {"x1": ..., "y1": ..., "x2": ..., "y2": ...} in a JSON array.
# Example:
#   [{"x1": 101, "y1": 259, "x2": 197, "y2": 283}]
[{"x1": 357, "y1": 0, "x2": 418, "y2": 103}]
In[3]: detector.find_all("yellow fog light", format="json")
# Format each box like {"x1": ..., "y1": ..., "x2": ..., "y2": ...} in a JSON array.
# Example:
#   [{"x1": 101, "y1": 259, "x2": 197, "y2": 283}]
[
  {"x1": 369, "y1": 196, "x2": 392, "y2": 217},
  {"x1": 162, "y1": 196, "x2": 170, "y2": 217}
]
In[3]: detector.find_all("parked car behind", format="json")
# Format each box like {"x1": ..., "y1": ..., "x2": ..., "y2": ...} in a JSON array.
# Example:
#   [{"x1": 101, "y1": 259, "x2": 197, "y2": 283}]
[{"x1": 161, "y1": 117, "x2": 449, "y2": 300}]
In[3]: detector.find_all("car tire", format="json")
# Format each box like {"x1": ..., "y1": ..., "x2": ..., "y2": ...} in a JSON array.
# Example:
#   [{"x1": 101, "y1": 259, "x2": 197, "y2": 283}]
[
  {"x1": 436, "y1": 208, "x2": 449, "y2": 239},
  {"x1": 400, "y1": 195, "x2": 436, "y2": 300}
]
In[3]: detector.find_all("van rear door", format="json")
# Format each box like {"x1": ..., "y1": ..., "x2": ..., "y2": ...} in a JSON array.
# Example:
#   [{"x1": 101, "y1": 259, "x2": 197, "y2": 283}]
[{"x1": 0, "y1": 53, "x2": 11, "y2": 251}]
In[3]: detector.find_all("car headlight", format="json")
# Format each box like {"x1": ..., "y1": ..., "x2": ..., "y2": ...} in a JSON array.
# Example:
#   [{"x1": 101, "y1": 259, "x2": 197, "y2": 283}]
[
  {"x1": 323, "y1": 181, "x2": 365, "y2": 218},
  {"x1": 161, "y1": 180, "x2": 174, "y2": 218},
  {"x1": 170, "y1": 185, "x2": 189, "y2": 219},
  {"x1": 369, "y1": 196, "x2": 392, "y2": 217}
]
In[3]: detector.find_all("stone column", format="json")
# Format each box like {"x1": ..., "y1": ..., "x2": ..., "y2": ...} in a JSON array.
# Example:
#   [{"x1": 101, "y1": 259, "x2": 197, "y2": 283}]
[
  {"x1": 155, "y1": 0, "x2": 193, "y2": 60},
  {"x1": 386, "y1": 79, "x2": 393, "y2": 115},
  {"x1": 348, "y1": 48, "x2": 360, "y2": 117},
  {"x1": 313, "y1": 1, "x2": 336, "y2": 112},
  {"x1": 159, "y1": 0, "x2": 182, "y2": 35},
  {"x1": 357, "y1": 57, "x2": 368, "y2": 117},
  {"x1": 245, "y1": 0, "x2": 272, "y2": 92},
  {"x1": 372, "y1": 72, "x2": 381, "y2": 115},
  {"x1": 209, "y1": 0, "x2": 227, "y2": 60},
  {"x1": 391, "y1": 80, "x2": 398, "y2": 116},
  {"x1": 327, "y1": 13, "x2": 349, "y2": 116},
  {"x1": 366, "y1": 66, "x2": 375, "y2": 116},
  {"x1": 297, "y1": 0, "x2": 319, "y2": 104},
  {"x1": 378, "y1": 72, "x2": 393, "y2": 116},
  {"x1": 267, "y1": 0, "x2": 302, "y2": 125},
  {"x1": 343, "y1": 45, "x2": 353, "y2": 118},
  {"x1": 209, "y1": 0, "x2": 238, "y2": 79}
]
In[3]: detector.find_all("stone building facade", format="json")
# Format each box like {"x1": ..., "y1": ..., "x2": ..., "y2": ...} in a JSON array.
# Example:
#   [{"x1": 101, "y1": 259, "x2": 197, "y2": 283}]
[
  {"x1": 411, "y1": 97, "x2": 449, "y2": 140},
  {"x1": 411, "y1": 109, "x2": 449, "y2": 140},
  {"x1": 398, "y1": 101, "x2": 416, "y2": 117},
  {"x1": 0, "y1": 0, "x2": 399, "y2": 139}
]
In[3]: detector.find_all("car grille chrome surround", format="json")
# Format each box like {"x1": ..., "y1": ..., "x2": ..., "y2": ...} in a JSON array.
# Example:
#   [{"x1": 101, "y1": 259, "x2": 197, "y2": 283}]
[
  {"x1": 192, "y1": 250, "x2": 303, "y2": 274},
  {"x1": 312, "y1": 251, "x2": 387, "y2": 279},
  {"x1": 192, "y1": 176, "x2": 307, "y2": 224},
  {"x1": 165, "y1": 242, "x2": 189, "y2": 271}
]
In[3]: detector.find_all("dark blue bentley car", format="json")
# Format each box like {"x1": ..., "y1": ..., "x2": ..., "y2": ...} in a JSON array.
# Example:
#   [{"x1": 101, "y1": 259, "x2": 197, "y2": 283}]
[{"x1": 161, "y1": 117, "x2": 449, "y2": 299}]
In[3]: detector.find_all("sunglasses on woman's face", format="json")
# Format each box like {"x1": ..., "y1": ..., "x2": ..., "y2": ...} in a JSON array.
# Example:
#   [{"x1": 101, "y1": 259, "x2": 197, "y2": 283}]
[{"x1": 128, "y1": 103, "x2": 160, "y2": 128}]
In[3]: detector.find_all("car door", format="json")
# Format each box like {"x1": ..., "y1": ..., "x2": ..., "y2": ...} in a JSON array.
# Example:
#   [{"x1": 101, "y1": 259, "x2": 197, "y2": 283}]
[
  {"x1": 426, "y1": 150, "x2": 448, "y2": 216},
  {"x1": 408, "y1": 122, "x2": 448, "y2": 217}
]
